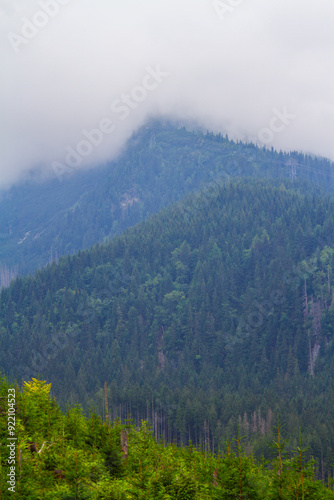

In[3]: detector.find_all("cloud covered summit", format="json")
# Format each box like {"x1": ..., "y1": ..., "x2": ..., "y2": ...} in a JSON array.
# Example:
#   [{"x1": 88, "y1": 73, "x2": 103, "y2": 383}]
[{"x1": 1, "y1": 0, "x2": 333, "y2": 187}]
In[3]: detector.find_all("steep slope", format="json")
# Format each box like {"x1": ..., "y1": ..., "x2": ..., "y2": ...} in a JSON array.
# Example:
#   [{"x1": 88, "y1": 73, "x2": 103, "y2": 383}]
[
  {"x1": 0, "y1": 121, "x2": 333, "y2": 278},
  {"x1": 1, "y1": 178, "x2": 334, "y2": 474}
]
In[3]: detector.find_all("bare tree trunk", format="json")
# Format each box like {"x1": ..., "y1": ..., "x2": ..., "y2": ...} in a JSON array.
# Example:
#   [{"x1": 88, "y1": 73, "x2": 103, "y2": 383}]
[
  {"x1": 104, "y1": 382, "x2": 109, "y2": 423},
  {"x1": 303, "y1": 279, "x2": 309, "y2": 320},
  {"x1": 121, "y1": 430, "x2": 128, "y2": 460},
  {"x1": 0, "y1": 264, "x2": 18, "y2": 289}
]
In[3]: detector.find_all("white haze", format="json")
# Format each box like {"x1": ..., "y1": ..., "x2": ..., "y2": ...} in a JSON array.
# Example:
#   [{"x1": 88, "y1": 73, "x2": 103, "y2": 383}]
[{"x1": 0, "y1": 0, "x2": 333, "y2": 188}]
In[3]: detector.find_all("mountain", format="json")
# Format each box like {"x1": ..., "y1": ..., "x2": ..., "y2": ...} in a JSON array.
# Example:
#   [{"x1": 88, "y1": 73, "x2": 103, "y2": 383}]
[
  {"x1": 0, "y1": 121, "x2": 333, "y2": 280},
  {"x1": 1, "y1": 178, "x2": 334, "y2": 477}
]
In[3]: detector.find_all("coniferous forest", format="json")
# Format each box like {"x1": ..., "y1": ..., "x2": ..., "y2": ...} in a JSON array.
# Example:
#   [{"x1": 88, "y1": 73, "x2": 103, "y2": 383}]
[
  {"x1": 1, "y1": 146, "x2": 334, "y2": 489},
  {"x1": 0, "y1": 123, "x2": 333, "y2": 277},
  {"x1": 0, "y1": 376, "x2": 333, "y2": 499}
]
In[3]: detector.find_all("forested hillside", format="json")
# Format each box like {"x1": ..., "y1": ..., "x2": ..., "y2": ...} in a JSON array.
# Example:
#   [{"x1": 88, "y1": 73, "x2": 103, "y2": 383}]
[
  {"x1": 1, "y1": 179, "x2": 334, "y2": 478},
  {"x1": 1, "y1": 377, "x2": 333, "y2": 499},
  {"x1": 0, "y1": 121, "x2": 333, "y2": 278}
]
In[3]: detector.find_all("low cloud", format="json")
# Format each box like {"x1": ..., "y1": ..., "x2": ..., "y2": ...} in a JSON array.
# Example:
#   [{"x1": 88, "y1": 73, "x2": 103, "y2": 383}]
[{"x1": 1, "y1": 0, "x2": 333, "y2": 188}]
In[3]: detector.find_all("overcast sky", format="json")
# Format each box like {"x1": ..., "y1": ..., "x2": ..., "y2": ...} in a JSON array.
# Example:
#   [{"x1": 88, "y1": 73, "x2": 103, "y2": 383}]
[{"x1": 1, "y1": 0, "x2": 333, "y2": 188}]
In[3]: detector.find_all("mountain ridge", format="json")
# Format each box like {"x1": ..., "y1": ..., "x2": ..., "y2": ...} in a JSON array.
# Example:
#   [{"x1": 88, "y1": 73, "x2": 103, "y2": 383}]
[
  {"x1": 1, "y1": 177, "x2": 333, "y2": 475},
  {"x1": 0, "y1": 121, "x2": 333, "y2": 280}
]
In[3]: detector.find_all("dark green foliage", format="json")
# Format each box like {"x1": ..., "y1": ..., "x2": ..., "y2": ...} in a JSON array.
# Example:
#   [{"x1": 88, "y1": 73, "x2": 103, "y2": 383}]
[
  {"x1": 103, "y1": 446, "x2": 122, "y2": 478},
  {"x1": 1, "y1": 177, "x2": 334, "y2": 478}
]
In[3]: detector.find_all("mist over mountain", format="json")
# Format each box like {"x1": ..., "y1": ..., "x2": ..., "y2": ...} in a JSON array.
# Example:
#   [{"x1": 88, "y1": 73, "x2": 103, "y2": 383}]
[
  {"x1": 0, "y1": 122, "x2": 333, "y2": 280},
  {"x1": 1, "y1": 0, "x2": 333, "y2": 188}
]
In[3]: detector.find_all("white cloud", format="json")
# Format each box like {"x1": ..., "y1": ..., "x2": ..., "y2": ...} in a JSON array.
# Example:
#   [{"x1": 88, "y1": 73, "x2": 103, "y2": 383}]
[{"x1": 0, "y1": 0, "x2": 333, "y2": 188}]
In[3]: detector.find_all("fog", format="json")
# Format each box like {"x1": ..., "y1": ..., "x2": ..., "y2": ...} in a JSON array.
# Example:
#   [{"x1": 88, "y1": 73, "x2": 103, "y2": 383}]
[{"x1": 1, "y1": 0, "x2": 333, "y2": 188}]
